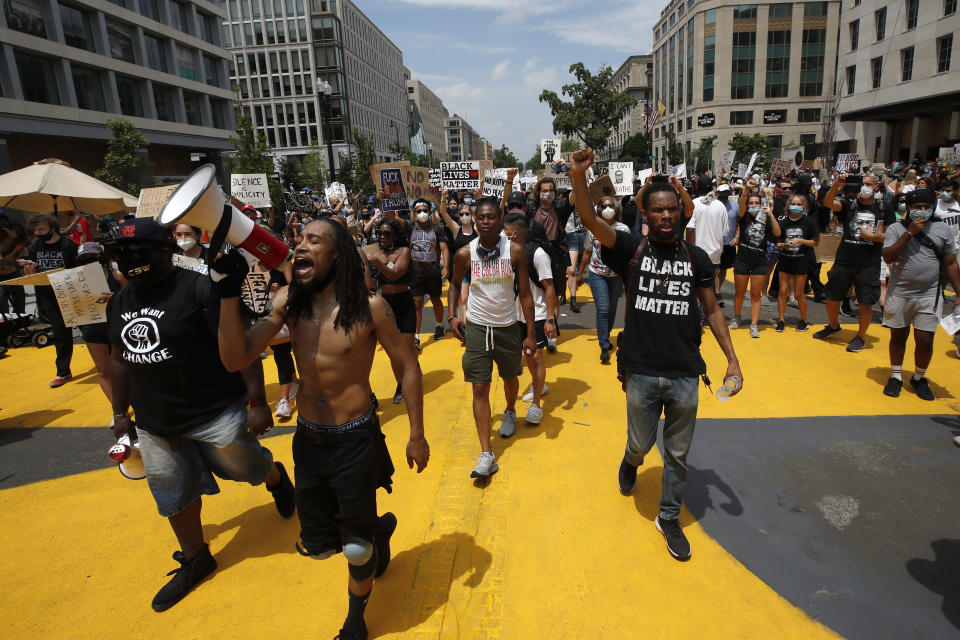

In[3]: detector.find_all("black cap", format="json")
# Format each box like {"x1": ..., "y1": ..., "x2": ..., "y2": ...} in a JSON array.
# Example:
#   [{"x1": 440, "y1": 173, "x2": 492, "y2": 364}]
[
  {"x1": 906, "y1": 188, "x2": 936, "y2": 206},
  {"x1": 103, "y1": 218, "x2": 171, "y2": 245},
  {"x1": 507, "y1": 191, "x2": 527, "y2": 208},
  {"x1": 696, "y1": 175, "x2": 713, "y2": 192}
]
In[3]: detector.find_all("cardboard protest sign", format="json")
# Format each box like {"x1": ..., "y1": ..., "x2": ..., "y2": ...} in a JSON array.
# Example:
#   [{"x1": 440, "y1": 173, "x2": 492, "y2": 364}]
[
  {"x1": 939, "y1": 147, "x2": 958, "y2": 164},
  {"x1": 172, "y1": 253, "x2": 209, "y2": 275},
  {"x1": 716, "y1": 151, "x2": 736, "y2": 173},
  {"x1": 770, "y1": 158, "x2": 792, "y2": 177},
  {"x1": 588, "y1": 176, "x2": 617, "y2": 203},
  {"x1": 815, "y1": 233, "x2": 843, "y2": 263},
  {"x1": 836, "y1": 154, "x2": 861, "y2": 172},
  {"x1": 478, "y1": 160, "x2": 494, "y2": 179},
  {"x1": 402, "y1": 167, "x2": 431, "y2": 201},
  {"x1": 801, "y1": 159, "x2": 817, "y2": 170},
  {"x1": 137, "y1": 184, "x2": 178, "y2": 219},
  {"x1": 0, "y1": 268, "x2": 64, "y2": 286},
  {"x1": 482, "y1": 168, "x2": 509, "y2": 199},
  {"x1": 541, "y1": 171, "x2": 572, "y2": 190},
  {"x1": 241, "y1": 271, "x2": 271, "y2": 316},
  {"x1": 230, "y1": 174, "x2": 271, "y2": 208},
  {"x1": 608, "y1": 162, "x2": 634, "y2": 196},
  {"x1": 440, "y1": 161, "x2": 481, "y2": 190},
  {"x1": 379, "y1": 168, "x2": 408, "y2": 211},
  {"x1": 368, "y1": 161, "x2": 410, "y2": 194},
  {"x1": 47, "y1": 263, "x2": 109, "y2": 327},
  {"x1": 540, "y1": 139, "x2": 561, "y2": 165}
]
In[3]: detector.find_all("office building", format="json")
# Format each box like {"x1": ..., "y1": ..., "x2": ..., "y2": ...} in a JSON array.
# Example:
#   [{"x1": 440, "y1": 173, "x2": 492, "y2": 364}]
[
  {"x1": 650, "y1": 0, "x2": 841, "y2": 170},
  {"x1": 407, "y1": 77, "x2": 448, "y2": 162},
  {"x1": 836, "y1": 0, "x2": 960, "y2": 163},
  {"x1": 445, "y1": 112, "x2": 481, "y2": 161},
  {"x1": 604, "y1": 54, "x2": 654, "y2": 162},
  {"x1": 225, "y1": 0, "x2": 409, "y2": 170},
  {"x1": 0, "y1": 0, "x2": 234, "y2": 180},
  {"x1": 480, "y1": 137, "x2": 492, "y2": 161}
]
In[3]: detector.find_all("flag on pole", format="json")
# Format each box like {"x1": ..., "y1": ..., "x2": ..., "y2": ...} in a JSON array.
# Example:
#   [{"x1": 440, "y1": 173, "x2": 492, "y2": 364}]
[{"x1": 645, "y1": 104, "x2": 660, "y2": 133}]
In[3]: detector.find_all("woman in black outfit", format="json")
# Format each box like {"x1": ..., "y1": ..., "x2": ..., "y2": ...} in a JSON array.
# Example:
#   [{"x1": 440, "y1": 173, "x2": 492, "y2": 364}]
[{"x1": 437, "y1": 190, "x2": 477, "y2": 318}]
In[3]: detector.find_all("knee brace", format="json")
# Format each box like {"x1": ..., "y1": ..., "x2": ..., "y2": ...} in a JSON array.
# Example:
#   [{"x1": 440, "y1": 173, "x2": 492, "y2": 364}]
[{"x1": 343, "y1": 538, "x2": 376, "y2": 581}]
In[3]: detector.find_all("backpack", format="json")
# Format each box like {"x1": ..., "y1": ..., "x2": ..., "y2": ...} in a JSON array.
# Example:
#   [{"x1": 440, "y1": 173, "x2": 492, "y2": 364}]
[{"x1": 525, "y1": 237, "x2": 566, "y2": 290}]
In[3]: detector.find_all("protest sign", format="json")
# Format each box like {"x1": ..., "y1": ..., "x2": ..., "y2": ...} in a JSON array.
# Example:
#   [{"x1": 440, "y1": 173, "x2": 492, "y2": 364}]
[
  {"x1": 638, "y1": 168, "x2": 653, "y2": 184},
  {"x1": 440, "y1": 161, "x2": 481, "y2": 190},
  {"x1": 541, "y1": 171, "x2": 572, "y2": 190},
  {"x1": 478, "y1": 160, "x2": 494, "y2": 179},
  {"x1": 325, "y1": 182, "x2": 347, "y2": 206},
  {"x1": 47, "y1": 263, "x2": 109, "y2": 327},
  {"x1": 671, "y1": 163, "x2": 686, "y2": 179},
  {"x1": 379, "y1": 168, "x2": 408, "y2": 211},
  {"x1": 0, "y1": 269, "x2": 63, "y2": 286},
  {"x1": 240, "y1": 272, "x2": 271, "y2": 316},
  {"x1": 939, "y1": 147, "x2": 958, "y2": 164},
  {"x1": 540, "y1": 138, "x2": 561, "y2": 165},
  {"x1": 745, "y1": 153, "x2": 759, "y2": 176},
  {"x1": 368, "y1": 161, "x2": 410, "y2": 194},
  {"x1": 429, "y1": 168, "x2": 441, "y2": 190},
  {"x1": 608, "y1": 162, "x2": 634, "y2": 196},
  {"x1": 736, "y1": 163, "x2": 749, "y2": 178},
  {"x1": 954, "y1": 143, "x2": 960, "y2": 161},
  {"x1": 716, "y1": 151, "x2": 736, "y2": 173},
  {"x1": 482, "y1": 168, "x2": 509, "y2": 199},
  {"x1": 230, "y1": 174, "x2": 271, "y2": 208},
  {"x1": 402, "y1": 167, "x2": 431, "y2": 200},
  {"x1": 836, "y1": 154, "x2": 861, "y2": 172},
  {"x1": 172, "y1": 253, "x2": 209, "y2": 275},
  {"x1": 815, "y1": 233, "x2": 843, "y2": 263},
  {"x1": 137, "y1": 184, "x2": 178, "y2": 219},
  {"x1": 770, "y1": 158, "x2": 792, "y2": 177},
  {"x1": 587, "y1": 176, "x2": 616, "y2": 203}
]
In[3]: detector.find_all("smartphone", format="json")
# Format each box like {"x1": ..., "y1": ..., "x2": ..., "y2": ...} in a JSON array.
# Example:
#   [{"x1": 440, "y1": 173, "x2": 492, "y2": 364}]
[{"x1": 651, "y1": 174, "x2": 669, "y2": 183}]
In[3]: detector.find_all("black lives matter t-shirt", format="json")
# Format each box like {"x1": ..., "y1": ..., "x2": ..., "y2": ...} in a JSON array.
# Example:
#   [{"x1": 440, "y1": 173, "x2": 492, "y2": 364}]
[
  {"x1": 776, "y1": 215, "x2": 819, "y2": 260},
  {"x1": 28, "y1": 236, "x2": 77, "y2": 272},
  {"x1": 835, "y1": 199, "x2": 889, "y2": 267},
  {"x1": 601, "y1": 230, "x2": 715, "y2": 378},
  {"x1": 109, "y1": 268, "x2": 245, "y2": 436},
  {"x1": 737, "y1": 211, "x2": 775, "y2": 260}
]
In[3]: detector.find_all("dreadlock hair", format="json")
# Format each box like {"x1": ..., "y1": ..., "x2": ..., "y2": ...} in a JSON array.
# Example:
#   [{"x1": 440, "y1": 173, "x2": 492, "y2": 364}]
[
  {"x1": 378, "y1": 217, "x2": 408, "y2": 249},
  {"x1": 285, "y1": 217, "x2": 371, "y2": 334}
]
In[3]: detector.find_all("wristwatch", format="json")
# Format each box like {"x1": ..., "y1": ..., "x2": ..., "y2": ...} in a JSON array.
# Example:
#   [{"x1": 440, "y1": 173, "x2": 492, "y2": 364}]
[{"x1": 546, "y1": 318, "x2": 556, "y2": 324}]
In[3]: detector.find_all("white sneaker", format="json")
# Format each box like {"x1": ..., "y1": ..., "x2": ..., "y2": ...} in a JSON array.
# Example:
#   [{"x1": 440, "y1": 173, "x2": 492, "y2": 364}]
[
  {"x1": 525, "y1": 404, "x2": 543, "y2": 425},
  {"x1": 728, "y1": 316, "x2": 740, "y2": 330},
  {"x1": 522, "y1": 383, "x2": 549, "y2": 404},
  {"x1": 750, "y1": 324, "x2": 760, "y2": 339},
  {"x1": 275, "y1": 398, "x2": 292, "y2": 419},
  {"x1": 289, "y1": 379, "x2": 300, "y2": 400},
  {"x1": 499, "y1": 410, "x2": 517, "y2": 438},
  {"x1": 470, "y1": 452, "x2": 499, "y2": 478}
]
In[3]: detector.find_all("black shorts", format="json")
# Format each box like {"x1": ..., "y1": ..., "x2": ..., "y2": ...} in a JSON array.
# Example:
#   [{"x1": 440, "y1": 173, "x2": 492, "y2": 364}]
[
  {"x1": 719, "y1": 245, "x2": 737, "y2": 270},
  {"x1": 382, "y1": 291, "x2": 417, "y2": 334},
  {"x1": 79, "y1": 322, "x2": 110, "y2": 345},
  {"x1": 733, "y1": 251, "x2": 767, "y2": 276},
  {"x1": 409, "y1": 261, "x2": 443, "y2": 299},
  {"x1": 824, "y1": 262, "x2": 880, "y2": 305},
  {"x1": 778, "y1": 255, "x2": 809, "y2": 276},
  {"x1": 292, "y1": 401, "x2": 395, "y2": 555},
  {"x1": 520, "y1": 319, "x2": 548, "y2": 349}
]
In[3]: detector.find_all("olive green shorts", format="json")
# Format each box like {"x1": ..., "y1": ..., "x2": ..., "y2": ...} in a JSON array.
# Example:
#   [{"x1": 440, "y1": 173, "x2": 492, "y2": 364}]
[{"x1": 462, "y1": 321, "x2": 523, "y2": 384}]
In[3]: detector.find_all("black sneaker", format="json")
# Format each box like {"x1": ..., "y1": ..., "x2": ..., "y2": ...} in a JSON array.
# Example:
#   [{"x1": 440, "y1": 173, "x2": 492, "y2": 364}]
[
  {"x1": 600, "y1": 347, "x2": 610, "y2": 364},
  {"x1": 268, "y1": 461, "x2": 296, "y2": 518},
  {"x1": 433, "y1": 324, "x2": 444, "y2": 340},
  {"x1": 883, "y1": 377, "x2": 903, "y2": 397},
  {"x1": 796, "y1": 320, "x2": 809, "y2": 332},
  {"x1": 374, "y1": 512, "x2": 398, "y2": 578},
  {"x1": 335, "y1": 623, "x2": 368, "y2": 640},
  {"x1": 910, "y1": 376, "x2": 935, "y2": 401},
  {"x1": 840, "y1": 299, "x2": 856, "y2": 317},
  {"x1": 570, "y1": 299, "x2": 581, "y2": 313},
  {"x1": 846, "y1": 335, "x2": 865, "y2": 353},
  {"x1": 152, "y1": 546, "x2": 217, "y2": 612},
  {"x1": 655, "y1": 515, "x2": 691, "y2": 561},
  {"x1": 618, "y1": 456, "x2": 638, "y2": 495},
  {"x1": 775, "y1": 320, "x2": 785, "y2": 333},
  {"x1": 813, "y1": 324, "x2": 842, "y2": 340}
]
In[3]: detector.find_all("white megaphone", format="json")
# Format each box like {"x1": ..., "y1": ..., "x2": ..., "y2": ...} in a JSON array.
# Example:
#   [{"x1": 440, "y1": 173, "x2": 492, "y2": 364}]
[
  {"x1": 158, "y1": 164, "x2": 292, "y2": 270},
  {"x1": 108, "y1": 434, "x2": 146, "y2": 480}
]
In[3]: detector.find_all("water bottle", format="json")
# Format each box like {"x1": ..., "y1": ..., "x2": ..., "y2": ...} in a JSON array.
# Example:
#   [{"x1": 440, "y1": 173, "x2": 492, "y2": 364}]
[{"x1": 716, "y1": 376, "x2": 741, "y2": 401}]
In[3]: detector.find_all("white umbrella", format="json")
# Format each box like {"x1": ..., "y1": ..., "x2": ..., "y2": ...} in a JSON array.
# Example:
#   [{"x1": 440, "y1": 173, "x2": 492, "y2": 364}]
[{"x1": 0, "y1": 158, "x2": 138, "y2": 216}]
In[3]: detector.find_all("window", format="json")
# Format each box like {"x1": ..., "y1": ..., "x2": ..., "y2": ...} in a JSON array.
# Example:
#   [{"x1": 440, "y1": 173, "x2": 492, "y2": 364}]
[
  {"x1": 177, "y1": 45, "x2": 196, "y2": 80},
  {"x1": 107, "y1": 22, "x2": 136, "y2": 63},
  {"x1": 211, "y1": 99, "x2": 227, "y2": 129},
  {"x1": 732, "y1": 4, "x2": 757, "y2": 19},
  {"x1": 153, "y1": 84, "x2": 177, "y2": 121},
  {"x1": 703, "y1": 34, "x2": 714, "y2": 100},
  {"x1": 5, "y1": 0, "x2": 48, "y2": 38},
  {"x1": 846, "y1": 65, "x2": 856, "y2": 94},
  {"x1": 203, "y1": 55, "x2": 220, "y2": 87},
  {"x1": 767, "y1": 135, "x2": 782, "y2": 152},
  {"x1": 938, "y1": 35, "x2": 953, "y2": 73},
  {"x1": 906, "y1": 0, "x2": 918, "y2": 29},
  {"x1": 871, "y1": 57, "x2": 882, "y2": 89},
  {"x1": 72, "y1": 67, "x2": 105, "y2": 111},
  {"x1": 183, "y1": 91, "x2": 203, "y2": 126},
  {"x1": 947, "y1": 0, "x2": 958, "y2": 16},
  {"x1": 174, "y1": 2, "x2": 193, "y2": 35},
  {"x1": 139, "y1": 0, "x2": 161, "y2": 21},
  {"x1": 850, "y1": 20, "x2": 859, "y2": 50},
  {"x1": 730, "y1": 31, "x2": 756, "y2": 99},
  {"x1": 800, "y1": 134, "x2": 816, "y2": 145},
  {"x1": 765, "y1": 30, "x2": 790, "y2": 97},
  {"x1": 803, "y1": 1, "x2": 828, "y2": 16},
  {"x1": 144, "y1": 35, "x2": 167, "y2": 73},
  {"x1": 875, "y1": 7, "x2": 886, "y2": 41},
  {"x1": 769, "y1": 3, "x2": 792, "y2": 17},
  {"x1": 800, "y1": 28, "x2": 826, "y2": 95},
  {"x1": 797, "y1": 108, "x2": 821, "y2": 122},
  {"x1": 901, "y1": 46, "x2": 914, "y2": 81},
  {"x1": 15, "y1": 52, "x2": 59, "y2": 104},
  {"x1": 116, "y1": 75, "x2": 143, "y2": 117},
  {"x1": 704, "y1": 8, "x2": 716, "y2": 24},
  {"x1": 730, "y1": 111, "x2": 753, "y2": 125},
  {"x1": 201, "y1": 13, "x2": 216, "y2": 43},
  {"x1": 60, "y1": 4, "x2": 95, "y2": 51}
]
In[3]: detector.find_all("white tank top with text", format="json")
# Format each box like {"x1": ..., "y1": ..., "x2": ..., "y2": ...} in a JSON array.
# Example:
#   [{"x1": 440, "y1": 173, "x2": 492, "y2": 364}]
[{"x1": 466, "y1": 234, "x2": 516, "y2": 327}]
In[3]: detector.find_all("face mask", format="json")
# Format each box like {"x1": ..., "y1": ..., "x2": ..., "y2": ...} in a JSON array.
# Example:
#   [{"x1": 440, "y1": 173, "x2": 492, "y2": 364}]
[
  {"x1": 860, "y1": 186, "x2": 875, "y2": 199},
  {"x1": 747, "y1": 206, "x2": 762, "y2": 216},
  {"x1": 911, "y1": 208, "x2": 933, "y2": 222},
  {"x1": 717, "y1": 192, "x2": 729, "y2": 202},
  {"x1": 460, "y1": 214, "x2": 471, "y2": 224},
  {"x1": 177, "y1": 237, "x2": 197, "y2": 250},
  {"x1": 416, "y1": 212, "x2": 430, "y2": 224},
  {"x1": 540, "y1": 191, "x2": 555, "y2": 203},
  {"x1": 36, "y1": 231, "x2": 53, "y2": 242},
  {"x1": 897, "y1": 203, "x2": 907, "y2": 212},
  {"x1": 942, "y1": 191, "x2": 954, "y2": 201},
  {"x1": 117, "y1": 249, "x2": 161, "y2": 282},
  {"x1": 788, "y1": 205, "x2": 805, "y2": 216},
  {"x1": 463, "y1": 198, "x2": 473, "y2": 205},
  {"x1": 601, "y1": 207, "x2": 616, "y2": 220}
]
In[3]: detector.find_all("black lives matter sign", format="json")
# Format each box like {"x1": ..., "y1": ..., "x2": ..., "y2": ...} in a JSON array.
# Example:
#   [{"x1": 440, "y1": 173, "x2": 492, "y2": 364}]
[{"x1": 440, "y1": 161, "x2": 481, "y2": 190}]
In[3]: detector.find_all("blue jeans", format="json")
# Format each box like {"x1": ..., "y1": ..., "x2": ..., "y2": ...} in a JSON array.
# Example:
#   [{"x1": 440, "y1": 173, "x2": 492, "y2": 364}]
[
  {"x1": 624, "y1": 374, "x2": 699, "y2": 520},
  {"x1": 587, "y1": 271, "x2": 623, "y2": 350}
]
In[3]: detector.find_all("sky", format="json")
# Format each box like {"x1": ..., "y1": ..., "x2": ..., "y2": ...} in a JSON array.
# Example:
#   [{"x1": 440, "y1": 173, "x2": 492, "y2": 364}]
[{"x1": 360, "y1": 0, "x2": 659, "y2": 163}]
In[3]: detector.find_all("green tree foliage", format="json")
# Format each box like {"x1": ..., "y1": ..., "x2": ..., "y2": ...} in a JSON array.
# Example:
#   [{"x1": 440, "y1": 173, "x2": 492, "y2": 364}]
[
  {"x1": 228, "y1": 110, "x2": 274, "y2": 174},
  {"x1": 276, "y1": 155, "x2": 301, "y2": 190},
  {"x1": 538, "y1": 63, "x2": 637, "y2": 152},
  {"x1": 664, "y1": 132, "x2": 684, "y2": 166},
  {"x1": 336, "y1": 129, "x2": 377, "y2": 194},
  {"x1": 300, "y1": 142, "x2": 327, "y2": 189},
  {"x1": 493, "y1": 145, "x2": 520, "y2": 169},
  {"x1": 618, "y1": 133, "x2": 652, "y2": 167},
  {"x1": 561, "y1": 139, "x2": 580, "y2": 152},
  {"x1": 690, "y1": 136, "x2": 718, "y2": 175},
  {"x1": 94, "y1": 118, "x2": 152, "y2": 195},
  {"x1": 388, "y1": 143, "x2": 431, "y2": 168},
  {"x1": 528, "y1": 146, "x2": 544, "y2": 171},
  {"x1": 728, "y1": 133, "x2": 772, "y2": 172}
]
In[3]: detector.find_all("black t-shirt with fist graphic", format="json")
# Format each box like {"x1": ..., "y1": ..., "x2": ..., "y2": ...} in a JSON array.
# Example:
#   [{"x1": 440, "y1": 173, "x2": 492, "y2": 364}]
[{"x1": 109, "y1": 267, "x2": 244, "y2": 436}]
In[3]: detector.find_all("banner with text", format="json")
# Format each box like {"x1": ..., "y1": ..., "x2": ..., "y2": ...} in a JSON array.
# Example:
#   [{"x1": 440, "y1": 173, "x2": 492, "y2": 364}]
[
  {"x1": 379, "y1": 168, "x2": 408, "y2": 211},
  {"x1": 402, "y1": 166, "x2": 431, "y2": 201},
  {"x1": 482, "y1": 168, "x2": 509, "y2": 199},
  {"x1": 608, "y1": 162, "x2": 634, "y2": 196},
  {"x1": 230, "y1": 174, "x2": 271, "y2": 208},
  {"x1": 541, "y1": 171, "x2": 572, "y2": 190},
  {"x1": 47, "y1": 263, "x2": 109, "y2": 327},
  {"x1": 440, "y1": 161, "x2": 481, "y2": 190},
  {"x1": 835, "y1": 154, "x2": 861, "y2": 172},
  {"x1": 716, "y1": 150, "x2": 736, "y2": 174},
  {"x1": 137, "y1": 184, "x2": 178, "y2": 219},
  {"x1": 540, "y1": 138, "x2": 561, "y2": 166}
]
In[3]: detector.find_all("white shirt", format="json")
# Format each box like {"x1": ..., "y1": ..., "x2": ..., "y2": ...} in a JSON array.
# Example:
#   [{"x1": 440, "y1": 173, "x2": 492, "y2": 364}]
[
  {"x1": 466, "y1": 234, "x2": 517, "y2": 327},
  {"x1": 688, "y1": 195, "x2": 729, "y2": 263},
  {"x1": 516, "y1": 246, "x2": 552, "y2": 322}
]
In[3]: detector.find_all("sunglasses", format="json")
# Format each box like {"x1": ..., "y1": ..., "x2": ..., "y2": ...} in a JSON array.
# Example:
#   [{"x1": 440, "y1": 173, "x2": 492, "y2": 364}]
[
  {"x1": 380, "y1": 231, "x2": 394, "y2": 236},
  {"x1": 414, "y1": 209, "x2": 430, "y2": 214}
]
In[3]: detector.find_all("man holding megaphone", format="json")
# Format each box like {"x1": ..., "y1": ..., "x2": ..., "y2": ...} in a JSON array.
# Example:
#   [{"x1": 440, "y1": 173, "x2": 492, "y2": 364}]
[{"x1": 105, "y1": 218, "x2": 296, "y2": 613}]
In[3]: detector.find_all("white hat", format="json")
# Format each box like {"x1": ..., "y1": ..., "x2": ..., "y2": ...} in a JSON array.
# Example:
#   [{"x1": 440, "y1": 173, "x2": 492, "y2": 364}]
[{"x1": 717, "y1": 184, "x2": 731, "y2": 193}]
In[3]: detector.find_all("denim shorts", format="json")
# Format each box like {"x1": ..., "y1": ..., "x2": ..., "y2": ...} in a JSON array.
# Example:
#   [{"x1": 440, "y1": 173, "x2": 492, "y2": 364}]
[{"x1": 136, "y1": 402, "x2": 274, "y2": 517}]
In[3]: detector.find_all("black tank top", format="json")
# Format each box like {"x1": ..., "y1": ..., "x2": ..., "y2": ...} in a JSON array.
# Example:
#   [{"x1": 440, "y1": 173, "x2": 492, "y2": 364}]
[{"x1": 454, "y1": 228, "x2": 477, "y2": 254}]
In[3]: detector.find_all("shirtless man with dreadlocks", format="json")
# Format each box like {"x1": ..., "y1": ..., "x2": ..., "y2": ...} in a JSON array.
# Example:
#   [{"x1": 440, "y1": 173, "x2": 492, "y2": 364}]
[{"x1": 215, "y1": 217, "x2": 429, "y2": 640}]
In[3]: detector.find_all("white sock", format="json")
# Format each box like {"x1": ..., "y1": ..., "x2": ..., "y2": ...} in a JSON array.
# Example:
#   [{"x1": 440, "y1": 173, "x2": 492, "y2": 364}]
[
  {"x1": 913, "y1": 367, "x2": 926, "y2": 381},
  {"x1": 891, "y1": 365, "x2": 902, "y2": 381}
]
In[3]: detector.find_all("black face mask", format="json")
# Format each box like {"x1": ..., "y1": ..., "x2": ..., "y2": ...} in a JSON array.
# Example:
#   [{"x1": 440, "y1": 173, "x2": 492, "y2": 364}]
[
  {"x1": 36, "y1": 231, "x2": 54, "y2": 242},
  {"x1": 717, "y1": 193, "x2": 730, "y2": 202},
  {"x1": 115, "y1": 245, "x2": 170, "y2": 286}
]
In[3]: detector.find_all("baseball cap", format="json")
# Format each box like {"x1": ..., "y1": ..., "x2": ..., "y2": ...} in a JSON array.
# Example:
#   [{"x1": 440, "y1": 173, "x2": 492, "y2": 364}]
[
  {"x1": 506, "y1": 191, "x2": 527, "y2": 209},
  {"x1": 103, "y1": 218, "x2": 171, "y2": 245},
  {"x1": 77, "y1": 242, "x2": 104, "y2": 258},
  {"x1": 906, "y1": 188, "x2": 936, "y2": 206},
  {"x1": 717, "y1": 184, "x2": 731, "y2": 193}
]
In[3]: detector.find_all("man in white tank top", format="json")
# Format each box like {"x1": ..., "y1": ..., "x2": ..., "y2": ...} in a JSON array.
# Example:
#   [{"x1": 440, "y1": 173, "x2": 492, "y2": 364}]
[{"x1": 449, "y1": 197, "x2": 537, "y2": 480}]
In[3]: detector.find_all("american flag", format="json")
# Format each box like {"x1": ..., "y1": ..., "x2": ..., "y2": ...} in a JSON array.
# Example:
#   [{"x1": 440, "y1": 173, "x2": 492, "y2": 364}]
[{"x1": 645, "y1": 104, "x2": 660, "y2": 133}]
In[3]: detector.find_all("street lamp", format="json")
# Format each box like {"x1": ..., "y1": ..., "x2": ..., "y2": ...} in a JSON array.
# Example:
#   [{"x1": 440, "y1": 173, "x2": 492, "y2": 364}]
[
  {"x1": 389, "y1": 121, "x2": 401, "y2": 159},
  {"x1": 428, "y1": 142, "x2": 433, "y2": 168},
  {"x1": 316, "y1": 79, "x2": 336, "y2": 183}
]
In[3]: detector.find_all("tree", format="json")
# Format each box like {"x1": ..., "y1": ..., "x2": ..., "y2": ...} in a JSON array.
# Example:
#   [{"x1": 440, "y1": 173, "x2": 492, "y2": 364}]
[
  {"x1": 664, "y1": 132, "x2": 684, "y2": 166},
  {"x1": 228, "y1": 110, "x2": 274, "y2": 174},
  {"x1": 538, "y1": 63, "x2": 637, "y2": 152},
  {"x1": 276, "y1": 155, "x2": 301, "y2": 191},
  {"x1": 561, "y1": 139, "x2": 580, "y2": 152},
  {"x1": 528, "y1": 146, "x2": 544, "y2": 171},
  {"x1": 336, "y1": 128, "x2": 377, "y2": 194},
  {"x1": 388, "y1": 143, "x2": 431, "y2": 168},
  {"x1": 95, "y1": 118, "x2": 152, "y2": 194},
  {"x1": 728, "y1": 133, "x2": 773, "y2": 172},
  {"x1": 690, "y1": 136, "x2": 717, "y2": 174},
  {"x1": 618, "y1": 132, "x2": 652, "y2": 167},
  {"x1": 493, "y1": 145, "x2": 520, "y2": 168},
  {"x1": 300, "y1": 142, "x2": 327, "y2": 189}
]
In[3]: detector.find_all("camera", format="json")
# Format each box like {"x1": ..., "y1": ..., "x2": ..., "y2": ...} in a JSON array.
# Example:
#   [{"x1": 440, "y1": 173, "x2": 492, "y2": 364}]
[{"x1": 651, "y1": 174, "x2": 669, "y2": 183}]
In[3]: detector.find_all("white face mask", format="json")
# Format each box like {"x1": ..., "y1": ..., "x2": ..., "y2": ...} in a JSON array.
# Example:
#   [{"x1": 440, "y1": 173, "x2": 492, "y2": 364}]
[
  {"x1": 460, "y1": 214, "x2": 472, "y2": 224},
  {"x1": 177, "y1": 237, "x2": 197, "y2": 250},
  {"x1": 540, "y1": 190, "x2": 555, "y2": 203},
  {"x1": 600, "y1": 207, "x2": 616, "y2": 220},
  {"x1": 416, "y1": 212, "x2": 430, "y2": 224},
  {"x1": 860, "y1": 185, "x2": 875, "y2": 199}
]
